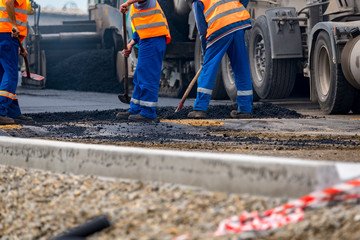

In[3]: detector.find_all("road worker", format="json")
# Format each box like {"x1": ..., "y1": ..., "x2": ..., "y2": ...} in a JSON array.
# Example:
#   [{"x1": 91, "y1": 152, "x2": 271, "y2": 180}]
[
  {"x1": 188, "y1": 0, "x2": 253, "y2": 119},
  {"x1": 0, "y1": 0, "x2": 33, "y2": 124},
  {"x1": 116, "y1": 0, "x2": 171, "y2": 122}
]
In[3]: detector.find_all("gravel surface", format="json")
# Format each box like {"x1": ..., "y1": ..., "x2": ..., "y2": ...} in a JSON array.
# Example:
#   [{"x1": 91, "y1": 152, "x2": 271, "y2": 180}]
[
  {"x1": 2, "y1": 103, "x2": 358, "y2": 162},
  {"x1": 1, "y1": 165, "x2": 359, "y2": 240}
]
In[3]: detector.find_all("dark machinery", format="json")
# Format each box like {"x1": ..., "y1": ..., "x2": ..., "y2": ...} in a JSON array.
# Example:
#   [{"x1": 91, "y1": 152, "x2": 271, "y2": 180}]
[
  {"x1": 26, "y1": 0, "x2": 196, "y2": 98},
  {"x1": 243, "y1": 0, "x2": 360, "y2": 114}
]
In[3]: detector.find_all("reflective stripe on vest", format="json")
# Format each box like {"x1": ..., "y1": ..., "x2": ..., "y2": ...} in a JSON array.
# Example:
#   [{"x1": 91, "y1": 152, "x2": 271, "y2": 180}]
[
  {"x1": 131, "y1": 9, "x2": 163, "y2": 19},
  {"x1": 135, "y1": 21, "x2": 168, "y2": 31},
  {"x1": 200, "y1": 0, "x2": 250, "y2": 39},
  {"x1": 208, "y1": 7, "x2": 246, "y2": 27},
  {"x1": 0, "y1": 0, "x2": 28, "y2": 37},
  {"x1": 204, "y1": 0, "x2": 237, "y2": 18},
  {"x1": 0, "y1": 6, "x2": 27, "y2": 15},
  {"x1": 130, "y1": 1, "x2": 171, "y2": 44},
  {"x1": 0, "y1": 18, "x2": 27, "y2": 27}
]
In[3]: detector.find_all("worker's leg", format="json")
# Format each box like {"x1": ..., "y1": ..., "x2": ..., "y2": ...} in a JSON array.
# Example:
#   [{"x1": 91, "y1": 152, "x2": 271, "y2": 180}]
[
  {"x1": 129, "y1": 65, "x2": 142, "y2": 115},
  {"x1": 0, "y1": 62, "x2": 3, "y2": 85},
  {"x1": 226, "y1": 30, "x2": 253, "y2": 113},
  {"x1": 193, "y1": 34, "x2": 232, "y2": 111},
  {"x1": 133, "y1": 36, "x2": 166, "y2": 119},
  {"x1": 0, "y1": 33, "x2": 21, "y2": 118}
]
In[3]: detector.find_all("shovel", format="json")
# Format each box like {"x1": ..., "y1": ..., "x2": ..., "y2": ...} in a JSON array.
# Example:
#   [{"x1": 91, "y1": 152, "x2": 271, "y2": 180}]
[
  {"x1": 14, "y1": 32, "x2": 45, "y2": 89},
  {"x1": 118, "y1": 13, "x2": 131, "y2": 104},
  {"x1": 175, "y1": 66, "x2": 202, "y2": 113}
]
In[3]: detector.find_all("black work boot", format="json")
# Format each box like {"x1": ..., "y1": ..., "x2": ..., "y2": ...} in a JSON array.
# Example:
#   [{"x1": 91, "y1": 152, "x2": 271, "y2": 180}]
[
  {"x1": 13, "y1": 115, "x2": 35, "y2": 124},
  {"x1": 116, "y1": 111, "x2": 131, "y2": 120},
  {"x1": 0, "y1": 115, "x2": 15, "y2": 125},
  {"x1": 230, "y1": 110, "x2": 251, "y2": 119},
  {"x1": 187, "y1": 110, "x2": 207, "y2": 119},
  {"x1": 128, "y1": 114, "x2": 153, "y2": 122}
]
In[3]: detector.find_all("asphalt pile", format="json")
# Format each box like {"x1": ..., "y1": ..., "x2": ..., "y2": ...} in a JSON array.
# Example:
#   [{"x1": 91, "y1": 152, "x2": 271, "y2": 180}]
[
  {"x1": 159, "y1": 102, "x2": 304, "y2": 119},
  {"x1": 46, "y1": 49, "x2": 123, "y2": 94},
  {"x1": 1, "y1": 165, "x2": 359, "y2": 240},
  {"x1": 28, "y1": 102, "x2": 306, "y2": 124}
]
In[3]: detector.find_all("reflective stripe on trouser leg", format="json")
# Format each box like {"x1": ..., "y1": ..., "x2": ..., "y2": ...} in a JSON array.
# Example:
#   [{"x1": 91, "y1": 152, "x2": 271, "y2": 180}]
[
  {"x1": 0, "y1": 33, "x2": 21, "y2": 118},
  {"x1": 194, "y1": 34, "x2": 233, "y2": 111},
  {"x1": 130, "y1": 36, "x2": 166, "y2": 119},
  {"x1": 226, "y1": 30, "x2": 253, "y2": 113}
]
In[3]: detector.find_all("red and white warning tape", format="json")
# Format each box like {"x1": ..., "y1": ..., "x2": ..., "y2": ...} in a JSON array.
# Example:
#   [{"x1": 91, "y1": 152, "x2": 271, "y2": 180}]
[
  {"x1": 213, "y1": 207, "x2": 304, "y2": 236},
  {"x1": 262, "y1": 178, "x2": 360, "y2": 217},
  {"x1": 172, "y1": 178, "x2": 360, "y2": 240}
]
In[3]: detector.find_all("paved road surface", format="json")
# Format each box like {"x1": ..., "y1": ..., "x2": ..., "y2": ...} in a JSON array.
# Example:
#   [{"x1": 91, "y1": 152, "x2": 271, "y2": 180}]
[
  {"x1": 17, "y1": 87, "x2": 360, "y2": 121},
  {"x1": 17, "y1": 87, "x2": 198, "y2": 113}
]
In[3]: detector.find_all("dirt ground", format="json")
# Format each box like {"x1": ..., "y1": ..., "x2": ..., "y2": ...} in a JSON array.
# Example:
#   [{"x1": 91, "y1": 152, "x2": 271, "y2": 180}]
[
  {"x1": 1, "y1": 103, "x2": 359, "y2": 240},
  {"x1": 1, "y1": 165, "x2": 360, "y2": 240},
  {"x1": 1, "y1": 102, "x2": 359, "y2": 162}
]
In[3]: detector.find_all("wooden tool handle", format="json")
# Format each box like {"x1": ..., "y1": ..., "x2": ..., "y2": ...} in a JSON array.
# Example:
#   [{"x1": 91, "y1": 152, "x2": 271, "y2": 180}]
[
  {"x1": 13, "y1": 30, "x2": 31, "y2": 79},
  {"x1": 180, "y1": 66, "x2": 202, "y2": 104},
  {"x1": 175, "y1": 66, "x2": 202, "y2": 112},
  {"x1": 122, "y1": 13, "x2": 129, "y2": 95}
]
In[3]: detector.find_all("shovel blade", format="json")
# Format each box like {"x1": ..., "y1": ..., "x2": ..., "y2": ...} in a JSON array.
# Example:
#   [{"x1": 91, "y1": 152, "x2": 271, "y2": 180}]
[
  {"x1": 21, "y1": 72, "x2": 46, "y2": 89},
  {"x1": 118, "y1": 94, "x2": 131, "y2": 104}
]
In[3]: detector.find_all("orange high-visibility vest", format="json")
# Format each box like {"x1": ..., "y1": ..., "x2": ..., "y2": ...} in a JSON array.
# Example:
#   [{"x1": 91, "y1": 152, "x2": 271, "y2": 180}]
[
  {"x1": 199, "y1": 0, "x2": 250, "y2": 39},
  {"x1": 0, "y1": 0, "x2": 27, "y2": 38},
  {"x1": 130, "y1": 1, "x2": 171, "y2": 44}
]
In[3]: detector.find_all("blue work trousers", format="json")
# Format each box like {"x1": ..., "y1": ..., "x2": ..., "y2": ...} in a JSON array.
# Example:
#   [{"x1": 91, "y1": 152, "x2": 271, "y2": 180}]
[
  {"x1": 0, "y1": 33, "x2": 21, "y2": 118},
  {"x1": 194, "y1": 30, "x2": 253, "y2": 113},
  {"x1": 129, "y1": 36, "x2": 166, "y2": 119}
]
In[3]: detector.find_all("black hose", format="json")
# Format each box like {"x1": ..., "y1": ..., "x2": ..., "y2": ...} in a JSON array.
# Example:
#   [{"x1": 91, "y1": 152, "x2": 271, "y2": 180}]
[
  {"x1": 50, "y1": 215, "x2": 111, "y2": 240},
  {"x1": 36, "y1": 4, "x2": 41, "y2": 34}
]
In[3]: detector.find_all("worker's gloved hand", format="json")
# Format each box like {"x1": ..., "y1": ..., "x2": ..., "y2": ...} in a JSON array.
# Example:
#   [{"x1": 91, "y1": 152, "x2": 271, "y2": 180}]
[
  {"x1": 20, "y1": 48, "x2": 28, "y2": 57},
  {"x1": 11, "y1": 27, "x2": 20, "y2": 38},
  {"x1": 120, "y1": 2, "x2": 130, "y2": 14},
  {"x1": 122, "y1": 43, "x2": 133, "y2": 58}
]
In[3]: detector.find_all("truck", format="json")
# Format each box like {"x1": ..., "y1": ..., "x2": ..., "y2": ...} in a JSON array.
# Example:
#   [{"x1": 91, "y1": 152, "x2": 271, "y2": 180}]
[
  {"x1": 244, "y1": 0, "x2": 360, "y2": 114},
  {"x1": 26, "y1": 0, "x2": 360, "y2": 114}
]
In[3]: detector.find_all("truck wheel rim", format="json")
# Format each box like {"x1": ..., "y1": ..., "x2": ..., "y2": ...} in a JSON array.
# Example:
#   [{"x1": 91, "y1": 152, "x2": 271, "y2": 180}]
[
  {"x1": 254, "y1": 34, "x2": 266, "y2": 87},
  {"x1": 318, "y1": 46, "x2": 331, "y2": 97}
]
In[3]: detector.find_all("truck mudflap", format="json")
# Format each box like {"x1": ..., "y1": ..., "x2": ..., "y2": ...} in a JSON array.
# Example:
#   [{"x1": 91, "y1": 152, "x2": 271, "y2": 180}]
[{"x1": 265, "y1": 7, "x2": 303, "y2": 59}]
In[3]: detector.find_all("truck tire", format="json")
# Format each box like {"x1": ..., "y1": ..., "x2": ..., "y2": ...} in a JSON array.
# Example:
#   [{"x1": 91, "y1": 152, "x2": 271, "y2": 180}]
[
  {"x1": 248, "y1": 16, "x2": 296, "y2": 99},
  {"x1": 221, "y1": 54, "x2": 260, "y2": 102},
  {"x1": 194, "y1": 34, "x2": 228, "y2": 100},
  {"x1": 245, "y1": 20, "x2": 260, "y2": 102},
  {"x1": 221, "y1": 54, "x2": 236, "y2": 101},
  {"x1": 311, "y1": 31, "x2": 355, "y2": 114},
  {"x1": 351, "y1": 91, "x2": 360, "y2": 114}
]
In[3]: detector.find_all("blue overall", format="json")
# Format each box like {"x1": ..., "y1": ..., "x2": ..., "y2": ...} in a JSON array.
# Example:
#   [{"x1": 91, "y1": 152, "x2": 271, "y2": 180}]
[
  {"x1": 0, "y1": 33, "x2": 21, "y2": 118},
  {"x1": 194, "y1": 30, "x2": 253, "y2": 113},
  {"x1": 129, "y1": 34, "x2": 166, "y2": 119}
]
